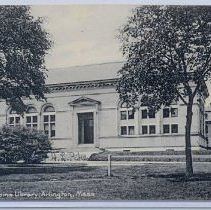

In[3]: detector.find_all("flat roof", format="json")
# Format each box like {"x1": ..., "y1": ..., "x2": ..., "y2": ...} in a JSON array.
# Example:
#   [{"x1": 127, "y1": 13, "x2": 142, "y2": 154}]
[{"x1": 46, "y1": 61, "x2": 123, "y2": 85}]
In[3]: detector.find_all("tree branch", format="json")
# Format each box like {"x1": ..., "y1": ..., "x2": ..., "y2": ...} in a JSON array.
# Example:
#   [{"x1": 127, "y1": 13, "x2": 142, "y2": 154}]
[
  {"x1": 192, "y1": 82, "x2": 200, "y2": 98},
  {"x1": 176, "y1": 88, "x2": 188, "y2": 105},
  {"x1": 170, "y1": 43, "x2": 192, "y2": 95}
]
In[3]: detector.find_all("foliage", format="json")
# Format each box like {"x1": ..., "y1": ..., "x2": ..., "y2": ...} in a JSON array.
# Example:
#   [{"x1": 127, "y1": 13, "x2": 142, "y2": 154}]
[
  {"x1": 117, "y1": 6, "x2": 211, "y2": 177},
  {"x1": 0, "y1": 6, "x2": 52, "y2": 113},
  {"x1": 0, "y1": 125, "x2": 52, "y2": 164},
  {"x1": 117, "y1": 6, "x2": 211, "y2": 110}
]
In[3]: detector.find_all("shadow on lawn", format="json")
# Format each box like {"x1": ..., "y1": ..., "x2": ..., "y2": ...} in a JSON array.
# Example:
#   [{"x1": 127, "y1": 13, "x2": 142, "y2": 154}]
[
  {"x1": 148, "y1": 173, "x2": 211, "y2": 182},
  {"x1": 0, "y1": 165, "x2": 96, "y2": 176}
]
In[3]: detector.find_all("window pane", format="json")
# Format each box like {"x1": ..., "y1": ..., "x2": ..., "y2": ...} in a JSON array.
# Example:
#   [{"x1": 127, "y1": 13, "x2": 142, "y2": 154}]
[
  {"x1": 149, "y1": 125, "x2": 156, "y2": 134},
  {"x1": 44, "y1": 130, "x2": 49, "y2": 135},
  {"x1": 33, "y1": 124, "x2": 37, "y2": 129},
  {"x1": 163, "y1": 124, "x2": 170, "y2": 133},
  {"x1": 206, "y1": 125, "x2": 208, "y2": 134},
  {"x1": 148, "y1": 110, "x2": 155, "y2": 118},
  {"x1": 171, "y1": 108, "x2": 178, "y2": 117},
  {"x1": 142, "y1": 110, "x2": 148, "y2": 119},
  {"x1": 27, "y1": 107, "x2": 37, "y2": 113},
  {"x1": 10, "y1": 109, "x2": 17, "y2": 114},
  {"x1": 128, "y1": 110, "x2": 134, "y2": 119},
  {"x1": 128, "y1": 126, "x2": 135, "y2": 135},
  {"x1": 33, "y1": 116, "x2": 37, "y2": 123},
  {"x1": 9, "y1": 117, "x2": 14, "y2": 124},
  {"x1": 15, "y1": 117, "x2": 20, "y2": 124},
  {"x1": 163, "y1": 108, "x2": 170, "y2": 118},
  {"x1": 44, "y1": 106, "x2": 55, "y2": 112},
  {"x1": 171, "y1": 124, "x2": 178, "y2": 133},
  {"x1": 51, "y1": 130, "x2": 55, "y2": 137},
  {"x1": 88, "y1": 119, "x2": 94, "y2": 127},
  {"x1": 26, "y1": 116, "x2": 31, "y2": 123},
  {"x1": 142, "y1": 126, "x2": 148, "y2": 134},
  {"x1": 120, "y1": 102, "x2": 128, "y2": 108},
  {"x1": 121, "y1": 126, "x2": 127, "y2": 135},
  {"x1": 120, "y1": 111, "x2": 127, "y2": 120},
  {"x1": 44, "y1": 115, "x2": 49, "y2": 122},
  {"x1": 44, "y1": 124, "x2": 49, "y2": 130},
  {"x1": 50, "y1": 115, "x2": 55, "y2": 122},
  {"x1": 51, "y1": 123, "x2": 55, "y2": 130},
  {"x1": 26, "y1": 124, "x2": 31, "y2": 128},
  {"x1": 205, "y1": 113, "x2": 208, "y2": 120}
]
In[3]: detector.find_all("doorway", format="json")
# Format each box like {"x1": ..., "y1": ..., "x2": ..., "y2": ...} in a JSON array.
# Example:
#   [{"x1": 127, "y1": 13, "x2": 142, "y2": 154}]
[{"x1": 78, "y1": 112, "x2": 94, "y2": 144}]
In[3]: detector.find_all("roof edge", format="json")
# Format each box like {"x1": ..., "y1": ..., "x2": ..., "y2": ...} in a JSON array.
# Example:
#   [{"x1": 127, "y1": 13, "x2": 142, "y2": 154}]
[
  {"x1": 46, "y1": 78, "x2": 118, "y2": 93},
  {"x1": 47, "y1": 61, "x2": 124, "y2": 72}
]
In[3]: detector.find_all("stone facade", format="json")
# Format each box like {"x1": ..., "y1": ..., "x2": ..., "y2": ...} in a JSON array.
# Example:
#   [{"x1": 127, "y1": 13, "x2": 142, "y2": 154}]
[{"x1": 0, "y1": 62, "x2": 208, "y2": 153}]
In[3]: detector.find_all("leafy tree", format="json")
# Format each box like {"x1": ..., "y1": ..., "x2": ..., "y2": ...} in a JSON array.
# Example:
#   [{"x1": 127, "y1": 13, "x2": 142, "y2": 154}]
[
  {"x1": 117, "y1": 6, "x2": 211, "y2": 177},
  {"x1": 0, "y1": 125, "x2": 52, "y2": 164},
  {"x1": 0, "y1": 6, "x2": 52, "y2": 113}
]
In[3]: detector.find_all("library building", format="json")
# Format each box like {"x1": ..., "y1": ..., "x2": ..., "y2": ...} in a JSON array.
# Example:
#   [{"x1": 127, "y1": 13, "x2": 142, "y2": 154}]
[{"x1": 0, "y1": 62, "x2": 210, "y2": 154}]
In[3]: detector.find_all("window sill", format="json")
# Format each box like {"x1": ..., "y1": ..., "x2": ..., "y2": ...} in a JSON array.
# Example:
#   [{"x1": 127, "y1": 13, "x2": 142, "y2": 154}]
[{"x1": 119, "y1": 133, "x2": 181, "y2": 138}]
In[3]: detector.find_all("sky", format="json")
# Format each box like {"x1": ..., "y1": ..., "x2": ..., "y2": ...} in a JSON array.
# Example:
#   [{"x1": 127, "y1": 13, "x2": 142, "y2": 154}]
[
  {"x1": 31, "y1": 4, "x2": 211, "y2": 103},
  {"x1": 31, "y1": 5, "x2": 136, "y2": 69}
]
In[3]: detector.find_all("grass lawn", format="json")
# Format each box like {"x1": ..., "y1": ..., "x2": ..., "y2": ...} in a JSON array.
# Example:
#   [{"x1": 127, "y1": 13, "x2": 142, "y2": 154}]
[{"x1": 0, "y1": 162, "x2": 211, "y2": 200}]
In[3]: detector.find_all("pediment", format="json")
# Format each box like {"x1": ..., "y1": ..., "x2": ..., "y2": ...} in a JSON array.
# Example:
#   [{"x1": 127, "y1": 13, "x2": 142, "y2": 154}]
[{"x1": 68, "y1": 96, "x2": 101, "y2": 106}]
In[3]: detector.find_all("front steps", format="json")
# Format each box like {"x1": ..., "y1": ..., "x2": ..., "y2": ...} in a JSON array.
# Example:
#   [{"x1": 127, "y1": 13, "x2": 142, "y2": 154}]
[{"x1": 46, "y1": 147, "x2": 103, "y2": 163}]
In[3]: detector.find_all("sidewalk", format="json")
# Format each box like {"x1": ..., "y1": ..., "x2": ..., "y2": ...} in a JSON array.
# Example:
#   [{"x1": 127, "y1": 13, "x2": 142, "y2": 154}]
[
  {"x1": 46, "y1": 160, "x2": 211, "y2": 166},
  {"x1": 88, "y1": 154, "x2": 211, "y2": 162}
]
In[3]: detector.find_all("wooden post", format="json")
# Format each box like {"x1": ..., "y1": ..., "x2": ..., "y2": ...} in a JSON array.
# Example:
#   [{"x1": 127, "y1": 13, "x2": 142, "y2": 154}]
[{"x1": 108, "y1": 154, "x2": 111, "y2": 177}]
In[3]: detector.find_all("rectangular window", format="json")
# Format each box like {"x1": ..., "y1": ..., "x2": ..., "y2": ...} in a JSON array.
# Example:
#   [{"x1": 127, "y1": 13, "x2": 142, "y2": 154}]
[
  {"x1": 171, "y1": 124, "x2": 178, "y2": 133},
  {"x1": 148, "y1": 110, "x2": 155, "y2": 118},
  {"x1": 9, "y1": 116, "x2": 20, "y2": 127},
  {"x1": 128, "y1": 110, "x2": 134, "y2": 119},
  {"x1": 26, "y1": 115, "x2": 38, "y2": 129},
  {"x1": 171, "y1": 108, "x2": 178, "y2": 117},
  {"x1": 44, "y1": 114, "x2": 56, "y2": 137},
  {"x1": 163, "y1": 124, "x2": 170, "y2": 133},
  {"x1": 163, "y1": 108, "x2": 170, "y2": 118},
  {"x1": 142, "y1": 125, "x2": 148, "y2": 134},
  {"x1": 121, "y1": 126, "x2": 127, "y2": 135},
  {"x1": 149, "y1": 125, "x2": 156, "y2": 134},
  {"x1": 128, "y1": 126, "x2": 135, "y2": 135},
  {"x1": 142, "y1": 110, "x2": 148, "y2": 119},
  {"x1": 120, "y1": 111, "x2": 127, "y2": 120}
]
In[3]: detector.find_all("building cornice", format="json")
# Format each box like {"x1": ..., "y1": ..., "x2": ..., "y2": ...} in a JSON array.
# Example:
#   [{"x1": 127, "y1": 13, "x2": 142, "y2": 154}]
[{"x1": 46, "y1": 78, "x2": 118, "y2": 93}]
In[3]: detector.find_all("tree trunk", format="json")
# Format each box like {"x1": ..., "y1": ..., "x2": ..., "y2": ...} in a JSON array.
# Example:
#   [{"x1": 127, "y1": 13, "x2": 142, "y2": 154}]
[{"x1": 185, "y1": 100, "x2": 194, "y2": 177}]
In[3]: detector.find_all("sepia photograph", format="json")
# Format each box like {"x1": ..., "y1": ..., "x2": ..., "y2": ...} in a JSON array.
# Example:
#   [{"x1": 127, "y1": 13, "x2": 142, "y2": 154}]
[{"x1": 0, "y1": 2, "x2": 210, "y2": 204}]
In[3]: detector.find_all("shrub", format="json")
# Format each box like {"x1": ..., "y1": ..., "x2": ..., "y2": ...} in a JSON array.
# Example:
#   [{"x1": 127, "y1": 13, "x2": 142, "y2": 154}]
[{"x1": 0, "y1": 125, "x2": 52, "y2": 164}]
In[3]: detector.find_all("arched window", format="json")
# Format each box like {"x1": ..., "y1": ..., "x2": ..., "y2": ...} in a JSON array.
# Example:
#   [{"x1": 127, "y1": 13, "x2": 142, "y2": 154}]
[
  {"x1": 8, "y1": 109, "x2": 21, "y2": 127},
  {"x1": 25, "y1": 106, "x2": 38, "y2": 129},
  {"x1": 43, "y1": 105, "x2": 55, "y2": 137}
]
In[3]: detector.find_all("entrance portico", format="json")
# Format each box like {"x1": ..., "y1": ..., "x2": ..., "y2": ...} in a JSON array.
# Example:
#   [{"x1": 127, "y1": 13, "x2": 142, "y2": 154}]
[{"x1": 69, "y1": 96, "x2": 100, "y2": 148}]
